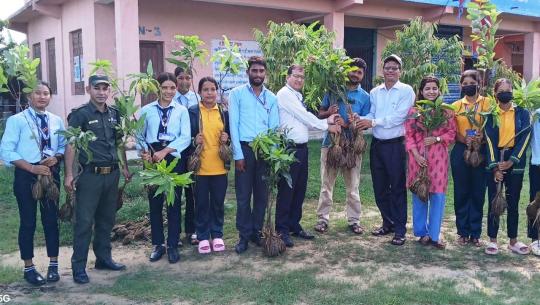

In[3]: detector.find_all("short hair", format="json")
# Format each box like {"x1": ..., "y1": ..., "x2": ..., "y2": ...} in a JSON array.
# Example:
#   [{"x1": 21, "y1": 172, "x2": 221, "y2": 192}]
[
  {"x1": 493, "y1": 78, "x2": 512, "y2": 94},
  {"x1": 156, "y1": 72, "x2": 177, "y2": 85},
  {"x1": 198, "y1": 76, "x2": 219, "y2": 93},
  {"x1": 247, "y1": 56, "x2": 266, "y2": 70},
  {"x1": 174, "y1": 66, "x2": 192, "y2": 77},
  {"x1": 287, "y1": 64, "x2": 304, "y2": 76},
  {"x1": 351, "y1": 58, "x2": 367, "y2": 71},
  {"x1": 417, "y1": 76, "x2": 440, "y2": 101},
  {"x1": 460, "y1": 70, "x2": 480, "y2": 84}
]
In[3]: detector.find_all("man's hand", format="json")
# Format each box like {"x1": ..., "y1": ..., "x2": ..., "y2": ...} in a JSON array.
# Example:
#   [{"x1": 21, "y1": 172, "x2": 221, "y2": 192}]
[
  {"x1": 64, "y1": 174, "x2": 74, "y2": 193},
  {"x1": 357, "y1": 119, "x2": 373, "y2": 130},
  {"x1": 122, "y1": 167, "x2": 132, "y2": 182},
  {"x1": 235, "y1": 159, "x2": 246, "y2": 172},
  {"x1": 152, "y1": 149, "x2": 169, "y2": 163},
  {"x1": 328, "y1": 124, "x2": 341, "y2": 134},
  {"x1": 39, "y1": 156, "x2": 58, "y2": 167},
  {"x1": 140, "y1": 151, "x2": 152, "y2": 162}
]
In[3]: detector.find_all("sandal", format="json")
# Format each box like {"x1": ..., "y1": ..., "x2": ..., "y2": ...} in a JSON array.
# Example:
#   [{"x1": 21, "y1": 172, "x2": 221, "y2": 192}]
[
  {"x1": 508, "y1": 242, "x2": 530, "y2": 255},
  {"x1": 212, "y1": 238, "x2": 225, "y2": 252},
  {"x1": 431, "y1": 240, "x2": 446, "y2": 250},
  {"x1": 372, "y1": 226, "x2": 393, "y2": 236},
  {"x1": 530, "y1": 241, "x2": 540, "y2": 256},
  {"x1": 190, "y1": 233, "x2": 199, "y2": 245},
  {"x1": 198, "y1": 240, "x2": 211, "y2": 254},
  {"x1": 314, "y1": 221, "x2": 328, "y2": 233},
  {"x1": 418, "y1": 236, "x2": 431, "y2": 246},
  {"x1": 348, "y1": 223, "x2": 364, "y2": 235},
  {"x1": 457, "y1": 236, "x2": 468, "y2": 246},
  {"x1": 469, "y1": 237, "x2": 482, "y2": 247},
  {"x1": 485, "y1": 242, "x2": 498, "y2": 255},
  {"x1": 391, "y1": 236, "x2": 406, "y2": 246}
]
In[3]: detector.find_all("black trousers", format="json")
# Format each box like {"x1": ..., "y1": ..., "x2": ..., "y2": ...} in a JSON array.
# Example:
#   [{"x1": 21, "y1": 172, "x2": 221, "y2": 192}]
[
  {"x1": 14, "y1": 166, "x2": 60, "y2": 260},
  {"x1": 275, "y1": 144, "x2": 308, "y2": 236},
  {"x1": 370, "y1": 137, "x2": 408, "y2": 237},
  {"x1": 450, "y1": 142, "x2": 487, "y2": 239},
  {"x1": 235, "y1": 143, "x2": 269, "y2": 240},
  {"x1": 528, "y1": 164, "x2": 540, "y2": 240},
  {"x1": 179, "y1": 152, "x2": 196, "y2": 235},
  {"x1": 148, "y1": 152, "x2": 181, "y2": 247},
  {"x1": 194, "y1": 174, "x2": 227, "y2": 241},
  {"x1": 487, "y1": 169, "x2": 524, "y2": 239}
]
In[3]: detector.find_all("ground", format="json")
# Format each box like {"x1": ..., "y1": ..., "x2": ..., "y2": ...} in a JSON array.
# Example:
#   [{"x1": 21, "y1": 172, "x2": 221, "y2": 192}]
[{"x1": 1, "y1": 139, "x2": 539, "y2": 305}]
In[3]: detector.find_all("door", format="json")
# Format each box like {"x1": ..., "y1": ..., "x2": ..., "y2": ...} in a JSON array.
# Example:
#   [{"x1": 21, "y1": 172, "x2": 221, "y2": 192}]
[
  {"x1": 344, "y1": 27, "x2": 375, "y2": 91},
  {"x1": 139, "y1": 41, "x2": 164, "y2": 105}
]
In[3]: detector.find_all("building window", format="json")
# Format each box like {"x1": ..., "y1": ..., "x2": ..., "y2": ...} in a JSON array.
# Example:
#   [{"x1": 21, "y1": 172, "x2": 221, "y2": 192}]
[
  {"x1": 32, "y1": 43, "x2": 42, "y2": 81},
  {"x1": 70, "y1": 29, "x2": 84, "y2": 95},
  {"x1": 46, "y1": 38, "x2": 57, "y2": 94}
]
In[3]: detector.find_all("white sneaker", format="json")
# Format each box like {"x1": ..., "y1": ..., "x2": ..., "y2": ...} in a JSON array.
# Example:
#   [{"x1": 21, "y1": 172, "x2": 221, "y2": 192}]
[{"x1": 530, "y1": 241, "x2": 540, "y2": 256}]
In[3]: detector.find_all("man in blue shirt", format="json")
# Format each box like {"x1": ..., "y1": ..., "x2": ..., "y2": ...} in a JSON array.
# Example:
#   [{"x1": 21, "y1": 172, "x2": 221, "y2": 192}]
[
  {"x1": 228, "y1": 56, "x2": 280, "y2": 254},
  {"x1": 173, "y1": 66, "x2": 199, "y2": 245},
  {"x1": 357, "y1": 54, "x2": 416, "y2": 246},
  {"x1": 314, "y1": 58, "x2": 371, "y2": 235}
]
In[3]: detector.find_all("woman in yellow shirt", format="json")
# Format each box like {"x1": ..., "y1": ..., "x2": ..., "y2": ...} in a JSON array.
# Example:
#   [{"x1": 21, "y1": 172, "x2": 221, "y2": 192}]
[
  {"x1": 188, "y1": 77, "x2": 230, "y2": 254},
  {"x1": 450, "y1": 70, "x2": 489, "y2": 247}
]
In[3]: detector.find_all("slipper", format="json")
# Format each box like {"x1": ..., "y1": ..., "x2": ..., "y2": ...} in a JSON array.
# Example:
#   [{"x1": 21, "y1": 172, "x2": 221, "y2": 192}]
[
  {"x1": 418, "y1": 236, "x2": 431, "y2": 246},
  {"x1": 198, "y1": 240, "x2": 211, "y2": 254},
  {"x1": 390, "y1": 236, "x2": 406, "y2": 246},
  {"x1": 457, "y1": 236, "x2": 468, "y2": 246},
  {"x1": 508, "y1": 242, "x2": 530, "y2": 255},
  {"x1": 190, "y1": 233, "x2": 199, "y2": 246},
  {"x1": 530, "y1": 241, "x2": 540, "y2": 256},
  {"x1": 485, "y1": 242, "x2": 498, "y2": 255},
  {"x1": 469, "y1": 238, "x2": 482, "y2": 247},
  {"x1": 212, "y1": 238, "x2": 225, "y2": 252}
]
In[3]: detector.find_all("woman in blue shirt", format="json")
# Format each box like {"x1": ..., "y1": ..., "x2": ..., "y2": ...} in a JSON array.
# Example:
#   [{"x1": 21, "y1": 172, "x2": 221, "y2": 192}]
[
  {"x1": 528, "y1": 108, "x2": 540, "y2": 255},
  {"x1": 0, "y1": 81, "x2": 65, "y2": 286},
  {"x1": 138, "y1": 72, "x2": 191, "y2": 264}
]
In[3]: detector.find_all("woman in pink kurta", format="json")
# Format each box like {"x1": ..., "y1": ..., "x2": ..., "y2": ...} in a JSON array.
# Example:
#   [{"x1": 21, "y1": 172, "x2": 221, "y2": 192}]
[{"x1": 405, "y1": 76, "x2": 457, "y2": 249}]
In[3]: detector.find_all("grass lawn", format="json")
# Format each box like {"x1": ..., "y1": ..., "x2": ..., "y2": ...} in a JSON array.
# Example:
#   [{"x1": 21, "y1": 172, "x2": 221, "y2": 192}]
[{"x1": 0, "y1": 137, "x2": 539, "y2": 305}]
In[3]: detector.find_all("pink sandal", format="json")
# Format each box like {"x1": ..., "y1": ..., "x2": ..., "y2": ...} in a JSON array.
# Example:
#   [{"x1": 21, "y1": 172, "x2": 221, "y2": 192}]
[
  {"x1": 212, "y1": 238, "x2": 225, "y2": 252},
  {"x1": 198, "y1": 240, "x2": 211, "y2": 254}
]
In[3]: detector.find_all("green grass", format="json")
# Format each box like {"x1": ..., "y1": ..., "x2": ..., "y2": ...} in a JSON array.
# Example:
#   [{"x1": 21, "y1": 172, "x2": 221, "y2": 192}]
[{"x1": 1, "y1": 138, "x2": 539, "y2": 304}]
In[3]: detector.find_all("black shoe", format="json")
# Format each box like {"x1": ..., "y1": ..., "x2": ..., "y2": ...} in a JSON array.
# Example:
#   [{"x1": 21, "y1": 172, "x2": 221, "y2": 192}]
[
  {"x1": 292, "y1": 230, "x2": 315, "y2": 240},
  {"x1": 250, "y1": 233, "x2": 262, "y2": 247},
  {"x1": 167, "y1": 246, "x2": 180, "y2": 264},
  {"x1": 371, "y1": 226, "x2": 394, "y2": 236},
  {"x1": 72, "y1": 269, "x2": 89, "y2": 284},
  {"x1": 24, "y1": 269, "x2": 46, "y2": 286},
  {"x1": 46, "y1": 266, "x2": 60, "y2": 282},
  {"x1": 281, "y1": 235, "x2": 294, "y2": 248},
  {"x1": 95, "y1": 259, "x2": 126, "y2": 271},
  {"x1": 235, "y1": 239, "x2": 249, "y2": 254},
  {"x1": 149, "y1": 245, "x2": 166, "y2": 262}
]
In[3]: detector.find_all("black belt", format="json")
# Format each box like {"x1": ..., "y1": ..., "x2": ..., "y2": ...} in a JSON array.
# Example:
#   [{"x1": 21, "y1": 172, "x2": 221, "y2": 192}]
[
  {"x1": 290, "y1": 143, "x2": 308, "y2": 149},
  {"x1": 373, "y1": 136, "x2": 404, "y2": 144},
  {"x1": 150, "y1": 142, "x2": 171, "y2": 151},
  {"x1": 85, "y1": 163, "x2": 119, "y2": 175}
]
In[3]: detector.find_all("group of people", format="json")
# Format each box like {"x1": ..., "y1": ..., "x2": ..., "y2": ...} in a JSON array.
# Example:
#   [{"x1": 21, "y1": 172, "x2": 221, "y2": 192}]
[{"x1": 1, "y1": 53, "x2": 539, "y2": 287}]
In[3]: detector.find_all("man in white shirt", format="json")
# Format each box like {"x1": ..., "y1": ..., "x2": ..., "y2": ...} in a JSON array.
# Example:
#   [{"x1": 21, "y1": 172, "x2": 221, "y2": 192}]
[
  {"x1": 276, "y1": 64, "x2": 340, "y2": 247},
  {"x1": 358, "y1": 54, "x2": 415, "y2": 246}
]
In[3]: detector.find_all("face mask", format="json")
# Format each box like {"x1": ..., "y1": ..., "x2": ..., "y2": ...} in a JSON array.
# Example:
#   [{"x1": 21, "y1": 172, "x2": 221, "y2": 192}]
[
  {"x1": 497, "y1": 92, "x2": 513, "y2": 104},
  {"x1": 462, "y1": 84, "x2": 478, "y2": 97}
]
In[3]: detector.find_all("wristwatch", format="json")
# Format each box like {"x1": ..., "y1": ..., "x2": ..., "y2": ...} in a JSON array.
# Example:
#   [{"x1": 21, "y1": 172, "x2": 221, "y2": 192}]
[{"x1": 436, "y1": 136, "x2": 441, "y2": 143}]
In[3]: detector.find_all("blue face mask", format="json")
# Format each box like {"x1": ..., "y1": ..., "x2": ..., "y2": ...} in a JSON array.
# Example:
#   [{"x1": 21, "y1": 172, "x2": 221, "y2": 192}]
[{"x1": 497, "y1": 92, "x2": 513, "y2": 104}]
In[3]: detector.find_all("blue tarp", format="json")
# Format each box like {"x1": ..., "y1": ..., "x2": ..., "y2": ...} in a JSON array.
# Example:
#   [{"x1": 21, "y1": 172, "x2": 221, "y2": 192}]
[{"x1": 403, "y1": 0, "x2": 540, "y2": 18}]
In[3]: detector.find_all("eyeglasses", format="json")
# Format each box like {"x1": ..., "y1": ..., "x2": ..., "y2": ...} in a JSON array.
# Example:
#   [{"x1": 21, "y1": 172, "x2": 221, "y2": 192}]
[
  {"x1": 383, "y1": 66, "x2": 400, "y2": 72},
  {"x1": 291, "y1": 74, "x2": 305, "y2": 80}
]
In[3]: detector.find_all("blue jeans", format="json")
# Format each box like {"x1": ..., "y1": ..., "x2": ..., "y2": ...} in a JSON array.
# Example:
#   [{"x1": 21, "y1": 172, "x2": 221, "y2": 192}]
[{"x1": 412, "y1": 193, "x2": 445, "y2": 242}]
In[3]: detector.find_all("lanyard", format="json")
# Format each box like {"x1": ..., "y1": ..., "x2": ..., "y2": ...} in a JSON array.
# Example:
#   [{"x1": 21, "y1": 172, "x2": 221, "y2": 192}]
[
  {"x1": 30, "y1": 111, "x2": 51, "y2": 145},
  {"x1": 248, "y1": 86, "x2": 269, "y2": 113},
  {"x1": 464, "y1": 100, "x2": 480, "y2": 113}
]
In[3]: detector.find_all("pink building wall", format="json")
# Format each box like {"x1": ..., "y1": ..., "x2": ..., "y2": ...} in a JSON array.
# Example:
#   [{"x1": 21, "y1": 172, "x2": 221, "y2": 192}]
[{"x1": 137, "y1": 0, "x2": 294, "y2": 86}]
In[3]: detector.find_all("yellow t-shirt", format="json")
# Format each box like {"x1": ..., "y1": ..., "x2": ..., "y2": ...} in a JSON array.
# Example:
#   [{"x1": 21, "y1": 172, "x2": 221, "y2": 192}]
[
  {"x1": 198, "y1": 103, "x2": 227, "y2": 176},
  {"x1": 498, "y1": 105, "x2": 515, "y2": 148},
  {"x1": 452, "y1": 96, "x2": 491, "y2": 138}
]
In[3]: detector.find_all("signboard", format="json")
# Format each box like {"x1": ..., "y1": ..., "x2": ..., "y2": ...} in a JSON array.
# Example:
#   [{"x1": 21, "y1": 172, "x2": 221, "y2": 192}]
[
  {"x1": 402, "y1": 0, "x2": 540, "y2": 18},
  {"x1": 211, "y1": 39, "x2": 262, "y2": 91}
]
